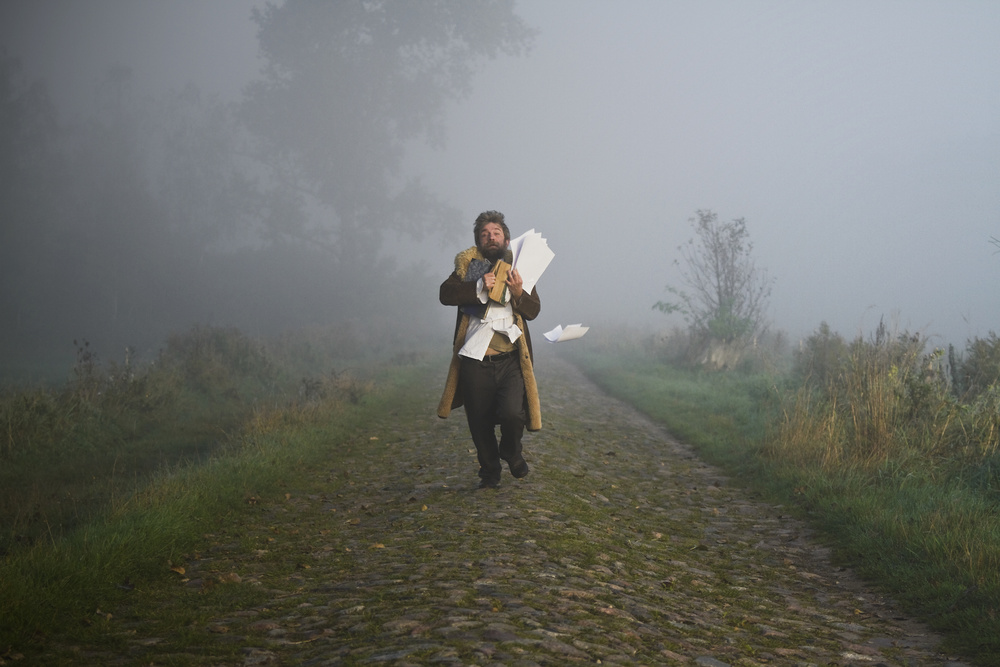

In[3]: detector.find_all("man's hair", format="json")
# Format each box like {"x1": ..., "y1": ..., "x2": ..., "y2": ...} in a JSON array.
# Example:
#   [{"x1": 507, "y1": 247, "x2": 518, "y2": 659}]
[{"x1": 473, "y1": 210, "x2": 510, "y2": 244}]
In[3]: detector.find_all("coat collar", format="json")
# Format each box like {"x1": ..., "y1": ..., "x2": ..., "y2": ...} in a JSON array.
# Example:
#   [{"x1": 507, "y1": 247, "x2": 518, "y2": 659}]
[{"x1": 454, "y1": 246, "x2": 486, "y2": 280}]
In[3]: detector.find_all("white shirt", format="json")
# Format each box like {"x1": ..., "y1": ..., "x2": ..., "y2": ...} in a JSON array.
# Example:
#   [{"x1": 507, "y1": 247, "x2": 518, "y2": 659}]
[{"x1": 458, "y1": 278, "x2": 523, "y2": 360}]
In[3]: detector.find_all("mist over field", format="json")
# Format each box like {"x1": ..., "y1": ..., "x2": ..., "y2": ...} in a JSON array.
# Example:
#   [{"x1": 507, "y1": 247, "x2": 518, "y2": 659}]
[{"x1": 2, "y1": 0, "x2": 999, "y2": 380}]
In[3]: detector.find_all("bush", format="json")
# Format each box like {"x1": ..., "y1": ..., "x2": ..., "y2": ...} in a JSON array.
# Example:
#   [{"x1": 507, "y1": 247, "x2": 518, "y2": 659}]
[
  {"x1": 960, "y1": 332, "x2": 1000, "y2": 400},
  {"x1": 793, "y1": 322, "x2": 849, "y2": 388},
  {"x1": 0, "y1": 327, "x2": 288, "y2": 557},
  {"x1": 779, "y1": 321, "x2": 959, "y2": 467},
  {"x1": 159, "y1": 326, "x2": 277, "y2": 394}
]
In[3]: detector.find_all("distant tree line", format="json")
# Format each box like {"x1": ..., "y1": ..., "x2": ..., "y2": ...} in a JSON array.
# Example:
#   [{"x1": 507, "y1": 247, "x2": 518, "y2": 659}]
[{"x1": 0, "y1": 1, "x2": 534, "y2": 373}]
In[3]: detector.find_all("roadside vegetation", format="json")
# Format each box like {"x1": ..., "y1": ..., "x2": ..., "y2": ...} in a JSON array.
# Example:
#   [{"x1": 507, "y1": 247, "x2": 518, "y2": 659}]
[
  {"x1": 0, "y1": 324, "x2": 431, "y2": 652},
  {"x1": 565, "y1": 322, "x2": 1000, "y2": 665},
  {"x1": 3, "y1": 316, "x2": 998, "y2": 664}
]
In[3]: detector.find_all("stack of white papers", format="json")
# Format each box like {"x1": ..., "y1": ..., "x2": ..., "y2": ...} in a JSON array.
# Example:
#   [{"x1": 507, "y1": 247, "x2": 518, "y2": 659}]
[
  {"x1": 544, "y1": 323, "x2": 589, "y2": 343},
  {"x1": 508, "y1": 229, "x2": 554, "y2": 295}
]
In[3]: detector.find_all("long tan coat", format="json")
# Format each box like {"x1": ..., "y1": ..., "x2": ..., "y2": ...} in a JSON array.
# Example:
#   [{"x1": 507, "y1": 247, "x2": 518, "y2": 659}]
[{"x1": 437, "y1": 246, "x2": 542, "y2": 431}]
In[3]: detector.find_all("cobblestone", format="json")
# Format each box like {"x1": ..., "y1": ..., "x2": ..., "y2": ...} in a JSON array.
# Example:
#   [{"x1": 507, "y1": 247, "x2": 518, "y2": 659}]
[{"x1": 41, "y1": 354, "x2": 969, "y2": 665}]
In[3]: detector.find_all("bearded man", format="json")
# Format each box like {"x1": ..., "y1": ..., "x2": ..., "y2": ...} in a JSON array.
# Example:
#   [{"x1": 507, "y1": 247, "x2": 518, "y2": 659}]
[{"x1": 438, "y1": 211, "x2": 541, "y2": 489}]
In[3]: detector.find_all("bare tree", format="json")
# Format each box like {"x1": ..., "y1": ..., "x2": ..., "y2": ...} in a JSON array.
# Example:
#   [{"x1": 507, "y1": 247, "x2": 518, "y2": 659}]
[{"x1": 654, "y1": 210, "x2": 772, "y2": 345}]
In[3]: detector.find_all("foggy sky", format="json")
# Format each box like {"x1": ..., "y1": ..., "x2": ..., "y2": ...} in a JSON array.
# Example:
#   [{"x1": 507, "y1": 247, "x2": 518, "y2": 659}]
[
  {"x1": 3, "y1": 0, "x2": 998, "y2": 348},
  {"x1": 412, "y1": 0, "x2": 1000, "y2": 347}
]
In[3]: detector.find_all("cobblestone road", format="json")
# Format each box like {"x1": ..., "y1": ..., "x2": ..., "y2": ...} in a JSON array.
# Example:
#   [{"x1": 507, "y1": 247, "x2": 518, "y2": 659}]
[{"x1": 48, "y1": 354, "x2": 970, "y2": 666}]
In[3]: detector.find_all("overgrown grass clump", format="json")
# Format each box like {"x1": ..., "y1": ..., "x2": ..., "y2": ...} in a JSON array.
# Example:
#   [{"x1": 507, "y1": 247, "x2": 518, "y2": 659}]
[{"x1": 565, "y1": 323, "x2": 1000, "y2": 666}]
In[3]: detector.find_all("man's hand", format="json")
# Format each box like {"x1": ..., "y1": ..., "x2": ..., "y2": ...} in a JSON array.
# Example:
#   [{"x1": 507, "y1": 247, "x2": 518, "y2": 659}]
[
  {"x1": 507, "y1": 268, "x2": 524, "y2": 299},
  {"x1": 483, "y1": 272, "x2": 496, "y2": 291}
]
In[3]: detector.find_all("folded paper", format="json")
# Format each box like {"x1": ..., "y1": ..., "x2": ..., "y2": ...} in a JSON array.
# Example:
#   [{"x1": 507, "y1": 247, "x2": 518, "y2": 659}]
[{"x1": 544, "y1": 323, "x2": 589, "y2": 343}]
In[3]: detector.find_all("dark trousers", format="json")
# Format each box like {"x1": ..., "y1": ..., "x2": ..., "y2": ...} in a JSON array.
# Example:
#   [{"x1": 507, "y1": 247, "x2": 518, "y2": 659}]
[{"x1": 459, "y1": 353, "x2": 526, "y2": 482}]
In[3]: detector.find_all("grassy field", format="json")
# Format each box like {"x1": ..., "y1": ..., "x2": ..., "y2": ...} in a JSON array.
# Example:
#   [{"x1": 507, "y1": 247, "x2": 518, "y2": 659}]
[{"x1": 562, "y1": 328, "x2": 1000, "y2": 664}]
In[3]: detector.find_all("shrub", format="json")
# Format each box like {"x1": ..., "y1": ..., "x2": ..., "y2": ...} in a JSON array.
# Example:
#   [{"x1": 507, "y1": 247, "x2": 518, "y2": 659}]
[
  {"x1": 960, "y1": 332, "x2": 1000, "y2": 400},
  {"x1": 792, "y1": 322, "x2": 849, "y2": 389},
  {"x1": 159, "y1": 326, "x2": 277, "y2": 394},
  {"x1": 777, "y1": 321, "x2": 958, "y2": 468}
]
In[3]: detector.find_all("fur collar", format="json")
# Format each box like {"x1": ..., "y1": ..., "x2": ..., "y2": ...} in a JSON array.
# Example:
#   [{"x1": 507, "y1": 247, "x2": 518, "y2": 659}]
[
  {"x1": 454, "y1": 246, "x2": 485, "y2": 280},
  {"x1": 454, "y1": 245, "x2": 514, "y2": 280}
]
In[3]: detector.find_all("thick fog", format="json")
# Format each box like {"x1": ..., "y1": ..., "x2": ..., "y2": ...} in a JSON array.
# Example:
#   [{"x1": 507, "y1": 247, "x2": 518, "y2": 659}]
[
  {"x1": 409, "y1": 1, "x2": 1000, "y2": 346},
  {"x1": 2, "y1": 0, "x2": 999, "y2": 373}
]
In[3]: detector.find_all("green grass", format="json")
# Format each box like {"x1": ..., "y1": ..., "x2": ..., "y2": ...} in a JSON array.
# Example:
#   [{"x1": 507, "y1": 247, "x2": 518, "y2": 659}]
[
  {"x1": 564, "y1": 344, "x2": 1000, "y2": 666},
  {"x1": 565, "y1": 350, "x2": 776, "y2": 470},
  {"x1": 0, "y1": 325, "x2": 390, "y2": 556}
]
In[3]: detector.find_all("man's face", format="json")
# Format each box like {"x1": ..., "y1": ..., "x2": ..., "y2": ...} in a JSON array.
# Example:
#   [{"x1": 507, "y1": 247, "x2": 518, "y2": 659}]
[{"x1": 477, "y1": 222, "x2": 508, "y2": 260}]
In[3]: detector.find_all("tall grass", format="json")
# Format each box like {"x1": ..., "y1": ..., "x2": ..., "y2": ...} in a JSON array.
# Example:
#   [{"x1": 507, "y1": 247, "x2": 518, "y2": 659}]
[
  {"x1": 565, "y1": 323, "x2": 1000, "y2": 665},
  {"x1": 779, "y1": 320, "x2": 1000, "y2": 469},
  {"x1": 0, "y1": 325, "x2": 376, "y2": 558}
]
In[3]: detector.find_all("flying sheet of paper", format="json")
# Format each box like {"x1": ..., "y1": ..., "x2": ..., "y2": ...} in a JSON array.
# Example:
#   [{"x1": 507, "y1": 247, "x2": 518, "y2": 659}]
[
  {"x1": 508, "y1": 228, "x2": 554, "y2": 295},
  {"x1": 544, "y1": 323, "x2": 589, "y2": 343}
]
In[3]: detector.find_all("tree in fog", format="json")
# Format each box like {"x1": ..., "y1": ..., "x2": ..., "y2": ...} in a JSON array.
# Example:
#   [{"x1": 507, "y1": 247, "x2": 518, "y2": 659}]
[
  {"x1": 241, "y1": 1, "x2": 534, "y2": 271},
  {"x1": 655, "y1": 210, "x2": 772, "y2": 352},
  {"x1": 154, "y1": 83, "x2": 262, "y2": 250},
  {"x1": 0, "y1": 57, "x2": 269, "y2": 354},
  {"x1": 0, "y1": 50, "x2": 59, "y2": 343}
]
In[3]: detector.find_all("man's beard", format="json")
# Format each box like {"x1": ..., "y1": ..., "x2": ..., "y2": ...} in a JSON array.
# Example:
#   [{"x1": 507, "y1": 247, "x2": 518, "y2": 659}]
[{"x1": 479, "y1": 242, "x2": 508, "y2": 262}]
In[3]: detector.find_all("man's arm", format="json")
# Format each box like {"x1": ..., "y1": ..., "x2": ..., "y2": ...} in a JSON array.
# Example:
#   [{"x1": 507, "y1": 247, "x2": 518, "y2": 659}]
[
  {"x1": 439, "y1": 272, "x2": 482, "y2": 306},
  {"x1": 440, "y1": 268, "x2": 540, "y2": 320},
  {"x1": 511, "y1": 288, "x2": 540, "y2": 321},
  {"x1": 504, "y1": 267, "x2": 540, "y2": 321}
]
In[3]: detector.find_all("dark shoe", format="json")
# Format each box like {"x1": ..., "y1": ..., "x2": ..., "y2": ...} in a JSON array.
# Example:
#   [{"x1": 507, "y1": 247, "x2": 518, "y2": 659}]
[
  {"x1": 509, "y1": 458, "x2": 529, "y2": 479},
  {"x1": 478, "y1": 478, "x2": 500, "y2": 490}
]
